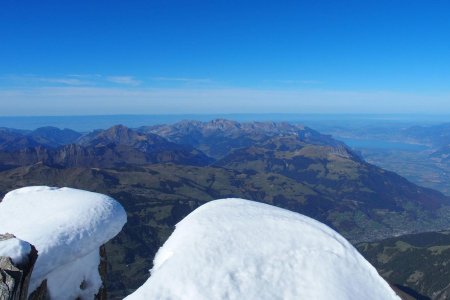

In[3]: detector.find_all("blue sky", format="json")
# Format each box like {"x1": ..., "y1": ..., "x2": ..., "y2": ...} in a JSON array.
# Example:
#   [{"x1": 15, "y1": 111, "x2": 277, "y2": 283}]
[{"x1": 1, "y1": 0, "x2": 449, "y2": 115}]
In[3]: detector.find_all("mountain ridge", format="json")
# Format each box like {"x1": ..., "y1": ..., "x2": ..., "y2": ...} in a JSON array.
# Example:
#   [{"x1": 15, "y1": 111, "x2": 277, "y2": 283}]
[{"x1": 1, "y1": 119, "x2": 450, "y2": 298}]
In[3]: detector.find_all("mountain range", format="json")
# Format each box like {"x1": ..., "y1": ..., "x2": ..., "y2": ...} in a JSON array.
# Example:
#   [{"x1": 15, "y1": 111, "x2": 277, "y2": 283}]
[{"x1": 0, "y1": 119, "x2": 450, "y2": 298}]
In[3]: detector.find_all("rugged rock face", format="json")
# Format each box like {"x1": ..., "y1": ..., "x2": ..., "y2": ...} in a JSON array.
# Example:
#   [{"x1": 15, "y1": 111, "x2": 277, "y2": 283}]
[{"x1": 0, "y1": 233, "x2": 38, "y2": 300}]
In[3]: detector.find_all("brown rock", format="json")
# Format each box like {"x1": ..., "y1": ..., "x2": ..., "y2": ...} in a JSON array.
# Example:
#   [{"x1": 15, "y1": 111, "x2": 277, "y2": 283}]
[{"x1": 0, "y1": 234, "x2": 39, "y2": 300}]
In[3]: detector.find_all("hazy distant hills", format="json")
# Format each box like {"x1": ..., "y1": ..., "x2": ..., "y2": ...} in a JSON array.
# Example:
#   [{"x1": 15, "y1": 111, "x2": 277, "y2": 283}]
[
  {"x1": 408, "y1": 123, "x2": 450, "y2": 166},
  {"x1": 1, "y1": 119, "x2": 450, "y2": 298},
  {"x1": 318, "y1": 121, "x2": 450, "y2": 197},
  {"x1": 403, "y1": 123, "x2": 450, "y2": 186},
  {"x1": 403, "y1": 123, "x2": 450, "y2": 148},
  {"x1": 0, "y1": 126, "x2": 81, "y2": 151}
]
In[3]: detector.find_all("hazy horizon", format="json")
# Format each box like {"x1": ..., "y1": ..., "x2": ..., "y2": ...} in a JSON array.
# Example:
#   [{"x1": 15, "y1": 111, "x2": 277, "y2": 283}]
[
  {"x1": 0, "y1": 113, "x2": 447, "y2": 132},
  {"x1": 1, "y1": 1, "x2": 450, "y2": 115}
]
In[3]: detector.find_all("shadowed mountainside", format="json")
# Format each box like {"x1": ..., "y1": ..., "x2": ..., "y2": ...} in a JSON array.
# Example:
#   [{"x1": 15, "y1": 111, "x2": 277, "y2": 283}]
[{"x1": 358, "y1": 231, "x2": 450, "y2": 300}]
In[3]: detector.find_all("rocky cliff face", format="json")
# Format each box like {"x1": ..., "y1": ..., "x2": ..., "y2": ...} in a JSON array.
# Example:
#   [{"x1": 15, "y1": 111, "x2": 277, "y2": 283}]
[{"x1": 0, "y1": 234, "x2": 38, "y2": 300}]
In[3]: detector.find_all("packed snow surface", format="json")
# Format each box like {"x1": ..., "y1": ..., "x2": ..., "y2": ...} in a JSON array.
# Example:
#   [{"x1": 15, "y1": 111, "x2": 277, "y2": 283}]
[
  {"x1": 0, "y1": 237, "x2": 31, "y2": 265},
  {"x1": 126, "y1": 198, "x2": 399, "y2": 300},
  {"x1": 0, "y1": 186, "x2": 127, "y2": 299}
]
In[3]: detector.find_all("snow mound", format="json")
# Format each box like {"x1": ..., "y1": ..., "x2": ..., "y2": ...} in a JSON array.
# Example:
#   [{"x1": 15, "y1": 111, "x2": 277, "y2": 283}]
[
  {"x1": 0, "y1": 236, "x2": 32, "y2": 265},
  {"x1": 126, "y1": 198, "x2": 399, "y2": 300},
  {"x1": 0, "y1": 186, "x2": 127, "y2": 300}
]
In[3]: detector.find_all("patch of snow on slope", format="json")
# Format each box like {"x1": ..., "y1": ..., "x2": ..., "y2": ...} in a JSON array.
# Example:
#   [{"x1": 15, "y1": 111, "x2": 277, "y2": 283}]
[
  {"x1": 0, "y1": 237, "x2": 31, "y2": 265},
  {"x1": 0, "y1": 186, "x2": 127, "y2": 299},
  {"x1": 126, "y1": 198, "x2": 400, "y2": 300}
]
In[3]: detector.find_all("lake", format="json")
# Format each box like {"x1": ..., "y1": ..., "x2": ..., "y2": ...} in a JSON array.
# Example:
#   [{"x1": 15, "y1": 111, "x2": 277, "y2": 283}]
[{"x1": 338, "y1": 138, "x2": 430, "y2": 151}]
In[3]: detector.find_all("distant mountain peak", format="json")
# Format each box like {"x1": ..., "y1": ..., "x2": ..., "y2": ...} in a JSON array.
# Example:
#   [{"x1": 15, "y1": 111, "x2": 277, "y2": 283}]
[
  {"x1": 144, "y1": 119, "x2": 342, "y2": 158},
  {"x1": 106, "y1": 124, "x2": 130, "y2": 132},
  {"x1": 80, "y1": 124, "x2": 164, "y2": 148},
  {"x1": 100, "y1": 125, "x2": 140, "y2": 144}
]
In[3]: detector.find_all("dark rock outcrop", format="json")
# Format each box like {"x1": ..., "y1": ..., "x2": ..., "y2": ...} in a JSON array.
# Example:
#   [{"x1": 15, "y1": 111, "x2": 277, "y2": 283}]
[
  {"x1": 28, "y1": 280, "x2": 48, "y2": 300},
  {"x1": 0, "y1": 234, "x2": 38, "y2": 300},
  {"x1": 1, "y1": 234, "x2": 108, "y2": 300}
]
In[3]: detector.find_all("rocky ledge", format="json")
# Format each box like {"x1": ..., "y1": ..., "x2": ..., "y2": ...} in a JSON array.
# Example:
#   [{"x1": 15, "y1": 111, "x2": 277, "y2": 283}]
[{"x1": 0, "y1": 233, "x2": 38, "y2": 300}]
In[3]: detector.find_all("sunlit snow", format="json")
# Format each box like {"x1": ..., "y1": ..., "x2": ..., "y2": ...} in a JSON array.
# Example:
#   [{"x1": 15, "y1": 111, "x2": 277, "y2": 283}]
[
  {"x1": 126, "y1": 198, "x2": 400, "y2": 300},
  {"x1": 0, "y1": 186, "x2": 127, "y2": 300},
  {"x1": 0, "y1": 236, "x2": 31, "y2": 265}
]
